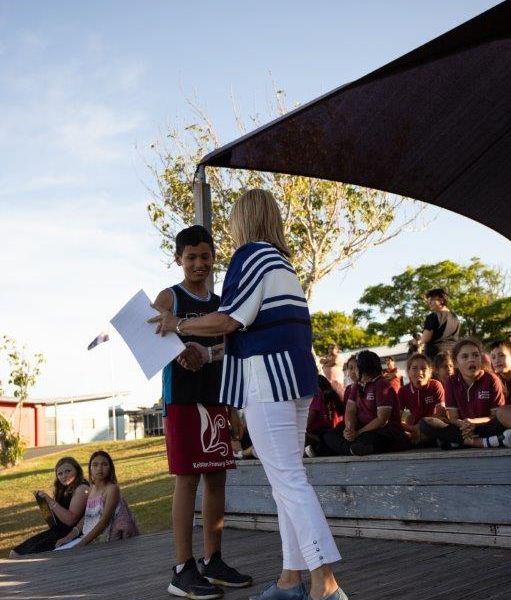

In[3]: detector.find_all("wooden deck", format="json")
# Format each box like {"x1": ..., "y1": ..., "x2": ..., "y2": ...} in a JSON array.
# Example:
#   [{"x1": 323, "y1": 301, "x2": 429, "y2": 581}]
[
  {"x1": 197, "y1": 448, "x2": 511, "y2": 548},
  {"x1": 1, "y1": 528, "x2": 510, "y2": 600}
]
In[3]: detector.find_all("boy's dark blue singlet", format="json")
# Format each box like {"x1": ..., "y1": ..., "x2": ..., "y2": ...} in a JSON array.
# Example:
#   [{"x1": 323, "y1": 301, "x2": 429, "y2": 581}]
[{"x1": 162, "y1": 285, "x2": 223, "y2": 412}]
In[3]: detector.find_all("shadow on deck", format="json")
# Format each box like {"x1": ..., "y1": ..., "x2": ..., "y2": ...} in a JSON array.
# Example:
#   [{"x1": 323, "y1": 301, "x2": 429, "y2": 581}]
[{"x1": 1, "y1": 528, "x2": 510, "y2": 600}]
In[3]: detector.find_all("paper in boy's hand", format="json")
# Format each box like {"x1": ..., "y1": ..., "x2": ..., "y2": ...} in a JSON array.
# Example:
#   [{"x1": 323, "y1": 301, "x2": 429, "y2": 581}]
[{"x1": 110, "y1": 289, "x2": 185, "y2": 379}]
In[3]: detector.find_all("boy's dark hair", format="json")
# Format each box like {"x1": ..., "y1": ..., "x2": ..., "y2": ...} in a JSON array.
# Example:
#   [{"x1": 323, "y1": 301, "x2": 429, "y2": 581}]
[
  {"x1": 357, "y1": 350, "x2": 383, "y2": 379},
  {"x1": 425, "y1": 288, "x2": 448, "y2": 306},
  {"x1": 407, "y1": 352, "x2": 432, "y2": 371},
  {"x1": 489, "y1": 339, "x2": 511, "y2": 353},
  {"x1": 175, "y1": 225, "x2": 215, "y2": 257}
]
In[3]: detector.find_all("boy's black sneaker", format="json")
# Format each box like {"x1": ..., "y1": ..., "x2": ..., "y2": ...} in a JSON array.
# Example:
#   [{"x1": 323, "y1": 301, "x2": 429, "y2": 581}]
[
  {"x1": 168, "y1": 557, "x2": 224, "y2": 599},
  {"x1": 198, "y1": 551, "x2": 253, "y2": 588}
]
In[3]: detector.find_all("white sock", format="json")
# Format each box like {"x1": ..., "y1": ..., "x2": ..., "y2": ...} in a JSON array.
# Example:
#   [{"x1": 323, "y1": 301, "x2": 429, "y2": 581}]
[
  {"x1": 502, "y1": 430, "x2": 511, "y2": 448},
  {"x1": 175, "y1": 562, "x2": 186, "y2": 573},
  {"x1": 483, "y1": 435, "x2": 500, "y2": 448}
]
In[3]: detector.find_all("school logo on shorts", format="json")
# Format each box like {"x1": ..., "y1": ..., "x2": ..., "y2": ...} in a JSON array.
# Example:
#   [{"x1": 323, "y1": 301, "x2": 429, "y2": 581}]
[
  {"x1": 197, "y1": 404, "x2": 229, "y2": 457},
  {"x1": 478, "y1": 390, "x2": 490, "y2": 400}
]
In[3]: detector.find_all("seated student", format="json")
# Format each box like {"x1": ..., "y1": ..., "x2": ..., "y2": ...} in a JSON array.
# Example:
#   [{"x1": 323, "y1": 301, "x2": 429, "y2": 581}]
[
  {"x1": 10, "y1": 456, "x2": 89, "y2": 557},
  {"x1": 343, "y1": 355, "x2": 358, "y2": 404},
  {"x1": 311, "y1": 350, "x2": 409, "y2": 456},
  {"x1": 420, "y1": 338, "x2": 506, "y2": 449},
  {"x1": 55, "y1": 451, "x2": 138, "y2": 549},
  {"x1": 306, "y1": 375, "x2": 344, "y2": 447},
  {"x1": 489, "y1": 340, "x2": 511, "y2": 402},
  {"x1": 432, "y1": 351, "x2": 455, "y2": 386},
  {"x1": 383, "y1": 356, "x2": 403, "y2": 392},
  {"x1": 398, "y1": 353, "x2": 446, "y2": 446},
  {"x1": 463, "y1": 405, "x2": 511, "y2": 448}
]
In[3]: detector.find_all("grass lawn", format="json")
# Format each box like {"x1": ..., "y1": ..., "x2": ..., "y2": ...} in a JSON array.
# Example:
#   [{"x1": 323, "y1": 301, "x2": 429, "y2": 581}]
[{"x1": 0, "y1": 437, "x2": 174, "y2": 558}]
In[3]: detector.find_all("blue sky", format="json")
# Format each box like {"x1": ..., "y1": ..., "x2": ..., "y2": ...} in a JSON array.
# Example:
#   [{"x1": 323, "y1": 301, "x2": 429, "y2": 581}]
[{"x1": 1, "y1": 0, "x2": 509, "y2": 404}]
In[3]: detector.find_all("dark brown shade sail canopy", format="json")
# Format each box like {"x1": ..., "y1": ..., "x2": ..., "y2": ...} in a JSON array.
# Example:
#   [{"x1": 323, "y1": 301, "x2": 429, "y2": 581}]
[{"x1": 200, "y1": 1, "x2": 511, "y2": 240}]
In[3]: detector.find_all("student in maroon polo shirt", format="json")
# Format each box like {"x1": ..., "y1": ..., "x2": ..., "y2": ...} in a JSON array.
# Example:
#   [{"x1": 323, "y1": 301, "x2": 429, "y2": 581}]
[
  {"x1": 316, "y1": 350, "x2": 409, "y2": 456},
  {"x1": 489, "y1": 340, "x2": 511, "y2": 403},
  {"x1": 399, "y1": 353, "x2": 446, "y2": 446},
  {"x1": 420, "y1": 338, "x2": 506, "y2": 449},
  {"x1": 432, "y1": 351, "x2": 455, "y2": 386},
  {"x1": 383, "y1": 356, "x2": 403, "y2": 393},
  {"x1": 342, "y1": 355, "x2": 358, "y2": 405}
]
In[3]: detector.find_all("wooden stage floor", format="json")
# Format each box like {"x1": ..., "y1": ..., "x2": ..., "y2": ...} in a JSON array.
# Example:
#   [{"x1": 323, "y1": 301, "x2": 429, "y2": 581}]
[{"x1": 1, "y1": 528, "x2": 510, "y2": 600}]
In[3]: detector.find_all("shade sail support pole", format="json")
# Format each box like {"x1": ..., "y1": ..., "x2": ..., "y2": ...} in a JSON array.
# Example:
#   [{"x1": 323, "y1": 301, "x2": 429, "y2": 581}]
[{"x1": 193, "y1": 165, "x2": 214, "y2": 290}]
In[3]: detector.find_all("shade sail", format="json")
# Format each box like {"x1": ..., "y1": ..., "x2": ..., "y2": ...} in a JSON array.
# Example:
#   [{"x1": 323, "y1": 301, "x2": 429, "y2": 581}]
[{"x1": 200, "y1": 1, "x2": 511, "y2": 240}]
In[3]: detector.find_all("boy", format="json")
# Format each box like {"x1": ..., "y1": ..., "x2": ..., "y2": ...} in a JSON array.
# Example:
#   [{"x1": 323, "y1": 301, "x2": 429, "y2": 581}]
[{"x1": 152, "y1": 225, "x2": 252, "y2": 599}]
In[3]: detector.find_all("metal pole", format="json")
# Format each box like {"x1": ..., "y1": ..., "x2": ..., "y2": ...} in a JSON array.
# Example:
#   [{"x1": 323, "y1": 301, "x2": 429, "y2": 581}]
[
  {"x1": 193, "y1": 165, "x2": 214, "y2": 291},
  {"x1": 108, "y1": 327, "x2": 117, "y2": 441}
]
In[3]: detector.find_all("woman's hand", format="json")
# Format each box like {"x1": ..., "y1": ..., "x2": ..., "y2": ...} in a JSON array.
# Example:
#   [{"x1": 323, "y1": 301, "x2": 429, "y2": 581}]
[
  {"x1": 147, "y1": 304, "x2": 179, "y2": 336},
  {"x1": 36, "y1": 491, "x2": 53, "y2": 504},
  {"x1": 55, "y1": 533, "x2": 72, "y2": 548}
]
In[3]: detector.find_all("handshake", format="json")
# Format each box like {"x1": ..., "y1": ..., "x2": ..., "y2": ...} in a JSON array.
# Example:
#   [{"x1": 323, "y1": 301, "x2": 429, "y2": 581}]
[{"x1": 177, "y1": 341, "x2": 210, "y2": 372}]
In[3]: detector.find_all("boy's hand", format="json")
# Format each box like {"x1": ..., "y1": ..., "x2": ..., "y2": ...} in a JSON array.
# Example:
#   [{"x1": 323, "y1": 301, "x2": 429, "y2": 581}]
[
  {"x1": 228, "y1": 408, "x2": 245, "y2": 441},
  {"x1": 177, "y1": 344, "x2": 204, "y2": 371}
]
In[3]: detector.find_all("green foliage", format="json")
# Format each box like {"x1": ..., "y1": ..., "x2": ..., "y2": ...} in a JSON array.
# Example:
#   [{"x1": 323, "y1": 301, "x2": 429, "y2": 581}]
[
  {"x1": 0, "y1": 336, "x2": 45, "y2": 468},
  {"x1": 311, "y1": 311, "x2": 389, "y2": 356},
  {"x1": 147, "y1": 90, "x2": 424, "y2": 300},
  {"x1": 355, "y1": 258, "x2": 510, "y2": 343},
  {"x1": 0, "y1": 413, "x2": 25, "y2": 467}
]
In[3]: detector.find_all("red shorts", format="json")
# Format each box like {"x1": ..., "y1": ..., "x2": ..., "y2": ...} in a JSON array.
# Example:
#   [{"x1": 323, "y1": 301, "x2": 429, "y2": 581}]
[{"x1": 163, "y1": 404, "x2": 236, "y2": 475}]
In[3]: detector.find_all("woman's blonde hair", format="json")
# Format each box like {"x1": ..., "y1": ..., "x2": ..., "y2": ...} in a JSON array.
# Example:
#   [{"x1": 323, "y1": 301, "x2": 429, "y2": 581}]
[{"x1": 229, "y1": 189, "x2": 291, "y2": 256}]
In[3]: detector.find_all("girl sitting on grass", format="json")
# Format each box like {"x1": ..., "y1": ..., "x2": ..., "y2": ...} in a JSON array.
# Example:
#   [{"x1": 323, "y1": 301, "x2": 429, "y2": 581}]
[
  {"x1": 55, "y1": 450, "x2": 138, "y2": 549},
  {"x1": 10, "y1": 456, "x2": 89, "y2": 557}
]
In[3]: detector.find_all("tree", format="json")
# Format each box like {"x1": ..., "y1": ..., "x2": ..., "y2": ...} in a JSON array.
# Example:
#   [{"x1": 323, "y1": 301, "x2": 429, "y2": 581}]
[
  {"x1": 355, "y1": 258, "x2": 511, "y2": 343},
  {"x1": 311, "y1": 311, "x2": 389, "y2": 356},
  {"x1": 146, "y1": 89, "x2": 425, "y2": 300},
  {"x1": 0, "y1": 335, "x2": 44, "y2": 466}
]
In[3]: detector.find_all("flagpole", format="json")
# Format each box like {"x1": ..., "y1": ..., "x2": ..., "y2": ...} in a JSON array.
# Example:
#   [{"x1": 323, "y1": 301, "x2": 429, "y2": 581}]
[{"x1": 108, "y1": 325, "x2": 117, "y2": 441}]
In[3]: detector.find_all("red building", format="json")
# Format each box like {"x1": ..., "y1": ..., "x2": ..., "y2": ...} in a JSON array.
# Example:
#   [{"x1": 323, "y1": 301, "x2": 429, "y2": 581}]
[{"x1": 0, "y1": 397, "x2": 47, "y2": 448}]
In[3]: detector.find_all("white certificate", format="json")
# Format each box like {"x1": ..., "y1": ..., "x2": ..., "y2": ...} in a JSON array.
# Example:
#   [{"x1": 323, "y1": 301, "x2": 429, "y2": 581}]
[{"x1": 110, "y1": 289, "x2": 185, "y2": 379}]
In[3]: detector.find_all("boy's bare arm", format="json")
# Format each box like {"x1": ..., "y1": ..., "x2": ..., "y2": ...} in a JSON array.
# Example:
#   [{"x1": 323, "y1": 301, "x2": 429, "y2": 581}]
[{"x1": 153, "y1": 289, "x2": 174, "y2": 313}]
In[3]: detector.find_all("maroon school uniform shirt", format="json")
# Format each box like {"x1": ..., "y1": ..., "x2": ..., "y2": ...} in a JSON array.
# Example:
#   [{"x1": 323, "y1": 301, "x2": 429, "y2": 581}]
[
  {"x1": 349, "y1": 375, "x2": 403, "y2": 434},
  {"x1": 398, "y1": 379, "x2": 445, "y2": 425},
  {"x1": 308, "y1": 390, "x2": 343, "y2": 433},
  {"x1": 445, "y1": 370, "x2": 505, "y2": 419}
]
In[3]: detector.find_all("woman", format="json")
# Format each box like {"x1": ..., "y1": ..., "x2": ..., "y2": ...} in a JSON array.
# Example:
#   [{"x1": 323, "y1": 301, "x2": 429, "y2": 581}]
[
  {"x1": 150, "y1": 189, "x2": 346, "y2": 600},
  {"x1": 419, "y1": 288, "x2": 459, "y2": 359},
  {"x1": 10, "y1": 456, "x2": 88, "y2": 557}
]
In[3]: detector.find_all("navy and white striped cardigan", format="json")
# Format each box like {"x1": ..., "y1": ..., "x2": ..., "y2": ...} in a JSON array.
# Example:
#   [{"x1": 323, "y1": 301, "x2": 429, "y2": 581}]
[{"x1": 218, "y1": 242, "x2": 318, "y2": 408}]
